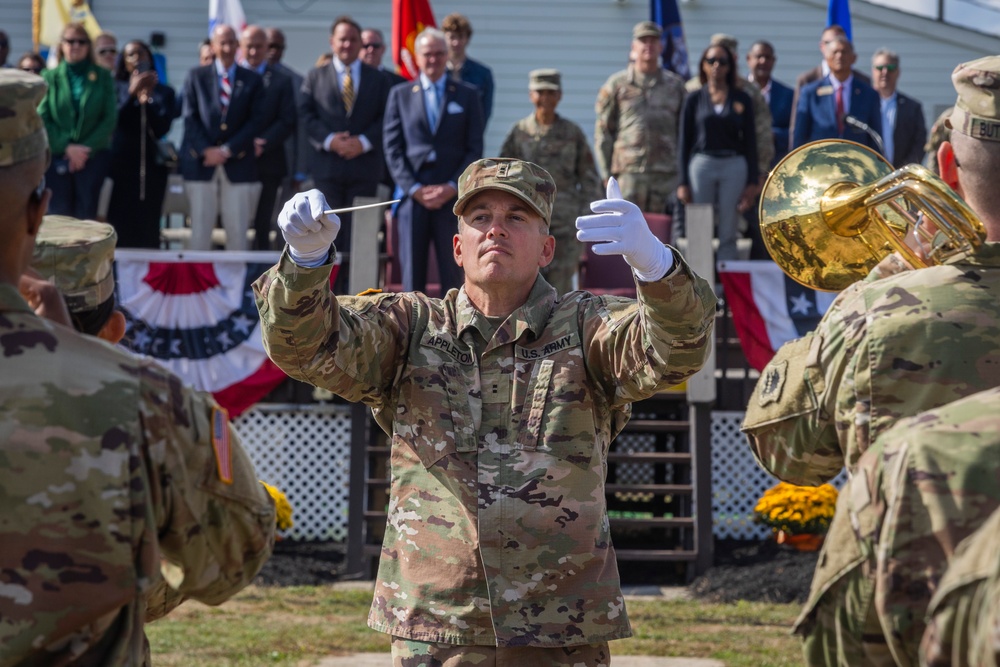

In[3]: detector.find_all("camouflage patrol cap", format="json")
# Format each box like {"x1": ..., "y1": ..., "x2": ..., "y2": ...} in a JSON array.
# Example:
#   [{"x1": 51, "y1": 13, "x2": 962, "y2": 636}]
[
  {"x1": 947, "y1": 55, "x2": 1000, "y2": 142},
  {"x1": 632, "y1": 21, "x2": 662, "y2": 40},
  {"x1": 710, "y1": 33, "x2": 739, "y2": 54},
  {"x1": 0, "y1": 69, "x2": 49, "y2": 167},
  {"x1": 32, "y1": 216, "x2": 117, "y2": 312},
  {"x1": 453, "y1": 158, "x2": 556, "y2": 226},
  {"x1": 529, "y1": 68, "x2": 561, "y2": 91}
]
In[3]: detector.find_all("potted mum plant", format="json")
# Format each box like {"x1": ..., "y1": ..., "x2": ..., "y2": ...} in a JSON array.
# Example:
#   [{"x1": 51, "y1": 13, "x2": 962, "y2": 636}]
[{"x1": 753, "y1": 482, "x2": 838, "y2": 551}]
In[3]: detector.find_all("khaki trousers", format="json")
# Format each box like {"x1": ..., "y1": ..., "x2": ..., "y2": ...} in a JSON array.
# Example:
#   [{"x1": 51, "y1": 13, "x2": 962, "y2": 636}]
[{"x1": 185, "y1": 167, "x2": 261, "y2": 250}]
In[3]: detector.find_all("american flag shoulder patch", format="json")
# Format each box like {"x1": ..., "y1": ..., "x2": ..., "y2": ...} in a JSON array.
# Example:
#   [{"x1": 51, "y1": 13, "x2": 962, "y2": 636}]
[{"x1": 211, "y1": 406, "x2": 234, "y2": 484}]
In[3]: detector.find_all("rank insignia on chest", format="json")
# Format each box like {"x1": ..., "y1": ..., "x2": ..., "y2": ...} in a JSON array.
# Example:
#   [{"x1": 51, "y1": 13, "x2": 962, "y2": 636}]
[{"x1": 758, "y1": 360, "x2": 787, "y2": 407}]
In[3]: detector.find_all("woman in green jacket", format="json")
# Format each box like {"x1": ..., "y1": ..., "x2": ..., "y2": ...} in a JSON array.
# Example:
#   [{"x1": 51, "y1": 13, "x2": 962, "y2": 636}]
[{"x1": 39, "y1": 23, "x2": 117, "y2": 219}]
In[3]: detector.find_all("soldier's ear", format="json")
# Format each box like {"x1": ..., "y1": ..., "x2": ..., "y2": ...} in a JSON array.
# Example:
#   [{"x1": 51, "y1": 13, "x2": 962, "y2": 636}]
[
  {"x1": 938, "y1": 141, "x2": 961, "y2": 196},
  {"x1": 97, "y1": 310, "x2": 127, "y2": 344}
]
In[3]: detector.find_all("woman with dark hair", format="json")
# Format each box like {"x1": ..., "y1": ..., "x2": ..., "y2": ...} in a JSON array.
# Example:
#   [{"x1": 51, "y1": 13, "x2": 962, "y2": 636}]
[
  {"x1": 677, "y1": 43, "x2": 758, "y2": 261},
  {"x1": 17, "y1": 52, "x2": 46, "y2": 75},
  {"x1": 106, "y1": 39, "x2": 178, "y2": 248},
  {"x1": 38, "y1": 23, "x2": 117, "y2": 219}
]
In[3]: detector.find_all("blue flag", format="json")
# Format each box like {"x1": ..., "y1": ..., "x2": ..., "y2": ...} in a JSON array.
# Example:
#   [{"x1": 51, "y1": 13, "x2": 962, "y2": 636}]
[
  {"x1": 651, "y1": 0, "x2": 690, "y2": 80},
  {"x1": 827, "y1": 0, "x2": 852, "y2": 41}
]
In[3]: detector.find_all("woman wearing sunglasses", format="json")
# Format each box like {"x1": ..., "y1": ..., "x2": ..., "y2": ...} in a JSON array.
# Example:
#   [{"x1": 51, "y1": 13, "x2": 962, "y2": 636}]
[
  {"x1": 677, "y1": 43, "x2": 759, "y2": 263},
  {"x1": 37, "y1": 23, "x2": 117, "y2": 220}
]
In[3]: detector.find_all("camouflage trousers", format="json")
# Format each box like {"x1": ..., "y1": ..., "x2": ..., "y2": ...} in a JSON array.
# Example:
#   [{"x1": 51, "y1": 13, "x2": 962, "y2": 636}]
[
  {"x1": 615, "y1": 171, "x2": 678, "y2": 216},
  {"x1": 390, "y1": 637, "x2": 611, "y2": 666}
]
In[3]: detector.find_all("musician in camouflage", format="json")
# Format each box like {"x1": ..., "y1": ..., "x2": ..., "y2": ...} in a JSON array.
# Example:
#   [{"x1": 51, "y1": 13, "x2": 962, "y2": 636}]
[
  {"x1": 0, "y1": 70, "x2": 275, "y2": 666},
  {"x1": 595, "y1": 21, "x2": 687, "y2": 214},
  {"x1": 793, "y1": 386, "x2": 1000, "y2": 667},
  {"x1": 742, "y1": 54, "x2": 1000, "y2": 487},
  {"x1": 255, "y1": 157, "x2": 716, "y2": 664},
  {"x1": 500, "y1": 68, "x2": 602, "y2": 294}
]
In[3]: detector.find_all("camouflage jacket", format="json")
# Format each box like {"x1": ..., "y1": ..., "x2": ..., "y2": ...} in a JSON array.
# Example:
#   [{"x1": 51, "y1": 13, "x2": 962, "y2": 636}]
[
  {"x1": 594, "y1": 66, "x2": 686, "y2": 180},
  {"x1": 795, "y1": 386, "x2": 1000, "y2": 666},
  {"x1": 254, "y1": 250, "x2": 716, "y2": 647},
  {"x1": 684, "y1": 77, "x2": 774, "y2": 176},
  {"x1": 742, "y1": 242, "x2": 1000, "y2": 486},
  {"x1": 0, "y1": 286, "x2": 275, "y2": 667},
  {"x1": 499, "y1": 113, "x2": 603, "y2": 240}
]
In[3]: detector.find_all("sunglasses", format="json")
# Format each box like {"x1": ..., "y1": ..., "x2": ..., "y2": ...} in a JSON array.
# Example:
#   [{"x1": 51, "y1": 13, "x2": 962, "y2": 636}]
[
  {"x1": 268, "y1": 43, "x2": 285, "y2": 50},
  {"x1": 98, "y1": 48, "x2": 117, "y2": 56},
  {"x1": 362, "y1": 42, "x2": 383, "y2": 50},
  {"x1": 63, "y1": 38, "x2": 88, "y2": 46},
  {"x1": 874, "y1": 63, "x2": 898, "y2": 72},
  {"x1": 20, "y1": 65, "x2": 42, "y2": 74},
  {"x1": 705, "y1": 57, "x2": 730, "y2": 66}
]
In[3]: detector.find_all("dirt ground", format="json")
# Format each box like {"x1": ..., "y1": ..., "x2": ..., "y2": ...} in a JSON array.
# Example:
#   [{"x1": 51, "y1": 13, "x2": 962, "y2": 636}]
[{"x1": 255, "y1": 537, "x2": 818, "y2": 604}]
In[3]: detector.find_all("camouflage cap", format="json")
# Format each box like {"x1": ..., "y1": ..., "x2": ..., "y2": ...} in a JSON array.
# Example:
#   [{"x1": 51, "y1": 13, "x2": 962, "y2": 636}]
[
  {"x1": 32, "y1": 216, "x2": 117, "y2": 312},
  {"x1": 947, "y1": 55, "x2": 1000, "y2": 142},
  {"x1": 632, "y1": 21, "x2": 662, "y2": 40},
  {"x1": 453, "y1": 158, "x2": 556, "y2": 226},
  {"x1": 710, "y1": 33, "x2": 739, "y2": 54},
  {"x1": 0, "y1": 69, "x2": 49, "y2": 167},
  {"x1": 529, "y1": 68, "x2": 561, "y2": 91}
]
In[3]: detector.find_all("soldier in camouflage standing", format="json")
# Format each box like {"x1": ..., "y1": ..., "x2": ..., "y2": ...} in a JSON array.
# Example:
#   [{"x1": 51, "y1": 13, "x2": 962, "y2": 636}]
[
  {"x1": 595, "y1": 21, "x2": 686, "y2": 215},
  {"x1": 255, "y1": 158, "x2": 716, "y2": 665},
  {"x1": 792, "y1": 385, "x2": 1000, "y2": 666},
  {"x1": 742, "y1": 55, "x2": 1000, "y2": 484},
  {"x1": 499, "y1": 69, "x2": 602, "y2": 294},
  {"x1": 0, "y1": 70, "x2": 275, "y2": 666}
]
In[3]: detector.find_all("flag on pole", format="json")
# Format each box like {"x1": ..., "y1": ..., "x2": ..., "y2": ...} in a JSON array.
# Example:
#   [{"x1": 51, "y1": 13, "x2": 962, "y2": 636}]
[
  {"x1": 393, "y1": 0, "x2": 436, "y2": 81},
  {"x1": 827, "y1": 0, "x2": 852, "y2": 41},
  {"x1": 651, "y1": 0, "x2": 690, "y2": 80},
  {"x1": 33, "y1": 0, "x2": 103, "y2": 52},
  {"x1": 209, "y1": 0, "x2": 247, "y2": 37},
  {"x1": 717, "y1": 260, "x2": 837, "y2": 372}
]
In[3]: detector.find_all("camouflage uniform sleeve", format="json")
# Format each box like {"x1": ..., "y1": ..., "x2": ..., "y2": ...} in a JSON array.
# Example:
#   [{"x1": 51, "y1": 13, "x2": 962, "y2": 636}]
[
  {"x1": 741, "y1": 286, "x2": 867, "y2": 485},
  {"x1": 499, "y1": 125, "x2": 518, "y2": 159},
  {"x1": 582, "y1": 249, "x2": 717, "y2": 406},
  {"x1": 253, "y1": 249, "x2": 412, "y2": 407},
  {"x1": 574, "y1": 122, "x2": 604, "y2": 203},
  {"x1": 594, "y1": 77, "x2": 617, "y2": 181},
  {"x1": 140, "y1": 362, "x2": 275, "y2": 607}
]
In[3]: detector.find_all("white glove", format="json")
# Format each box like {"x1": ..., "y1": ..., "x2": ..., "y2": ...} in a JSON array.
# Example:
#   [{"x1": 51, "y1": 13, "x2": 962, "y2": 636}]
[
  {"x1": 277, "y1": 189, "x2": 341, "y2": 268},
  {"x1": 575, "y1": 178, "x2": 674, "y2": 282}
]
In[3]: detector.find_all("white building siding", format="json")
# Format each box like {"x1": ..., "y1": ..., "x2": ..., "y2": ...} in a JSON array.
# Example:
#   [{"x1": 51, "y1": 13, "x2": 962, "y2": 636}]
[{"x1": 3, "y1": 0, "x2": 999, "y2": 154}]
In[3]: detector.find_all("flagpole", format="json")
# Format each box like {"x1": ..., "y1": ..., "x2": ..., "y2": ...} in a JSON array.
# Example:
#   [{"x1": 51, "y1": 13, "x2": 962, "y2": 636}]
[{"x1": 32, "y1": 0, "x2": 40, "y2": 51}]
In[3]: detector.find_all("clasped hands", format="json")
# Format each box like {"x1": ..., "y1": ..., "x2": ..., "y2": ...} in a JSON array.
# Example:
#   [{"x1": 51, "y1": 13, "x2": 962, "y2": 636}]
[{"x1": 327, "y1": 132, "x2": 364, "y2": 160}]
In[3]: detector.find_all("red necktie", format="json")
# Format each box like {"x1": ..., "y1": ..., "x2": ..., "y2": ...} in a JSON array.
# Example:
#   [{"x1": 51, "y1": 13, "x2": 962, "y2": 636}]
[
  {"x1": 220, "y1": 72, "x2": 232, "y2": 115},
  {"x1": 835, "y1": 85, "x2": 845, "y2": 135}
]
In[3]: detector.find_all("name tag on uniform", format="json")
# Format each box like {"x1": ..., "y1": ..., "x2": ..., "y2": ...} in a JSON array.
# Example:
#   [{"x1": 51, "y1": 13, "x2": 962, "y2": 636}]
[
  {"x1": 816, "y1": 85, "x2": 834, "y2": 96},
  {"x1": 515, "y1": 333, "x2": 579, "y2": 360},
  {"x1": 422, "y1": 333, "x2": 474, "y2": 365}
]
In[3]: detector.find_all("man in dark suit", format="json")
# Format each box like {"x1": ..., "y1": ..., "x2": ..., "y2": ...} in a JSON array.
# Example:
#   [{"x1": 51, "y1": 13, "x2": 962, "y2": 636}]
[
  {"x1": 745, "y1": 39, "x2": 795, "y2": 259},
  {"x1": 442, "y1": 13, "x2": 494, "y2": 129},
  {"x1": 180, "y1": 24, "x2": 263, "y2": 250},
  {"x1": 240, "y1": 25, "x2": 296, "y2": 251},
  {"x1": 266, "y1": 27, "x2": 310, "y2": 203},
  {"x1": 793, "y1": 36, "x2": 883, "y2": 153},
  {"x1": 871, "y1": 48, "x2": 927, "y2": 168},
  {"x1": 300, "y1": 15, "x2": 390, "y2": 270},
  {"x1": 361, "y1": 28, "x2": 406, "y2": 88},
  {"x1": 384, "y1": 27, "x2": 484, "y2": 295}
]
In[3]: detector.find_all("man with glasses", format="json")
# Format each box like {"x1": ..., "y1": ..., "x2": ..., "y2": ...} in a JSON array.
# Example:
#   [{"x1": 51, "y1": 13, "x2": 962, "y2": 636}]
[
  {"x1": 94, "y1": 32, "x2": 118, "y2": 71},
  {"x1": 871, "y1": 47, "x2": 927, "y2": 168},
  {"x1": 361, "y1": 28, "x2": 406, "y2": 87},
  {"x1": 264, "y1": 27, "x2": 310, "y2": 196}
]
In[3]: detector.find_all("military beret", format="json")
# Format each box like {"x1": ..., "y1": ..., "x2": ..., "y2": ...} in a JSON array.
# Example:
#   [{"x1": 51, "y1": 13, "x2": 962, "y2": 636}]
[
  {"x1": 32, "y1": 216, "x2": 117, "y2": 312},
  {"x1": 947, "y1": 55, "x2": 1000, "y2": 142},
  {"x1": 632, "y1": 21, "x2": 662, "y2": 40},
  {"x1": 0, "y1": 69, "x2": 49, "y2": 167},
  {"x1": 529, "y1": 68, "x2": 561, "y2": 92},
  {"x1": 453, "y1": 158, "x2": 557, "y2": 226}
]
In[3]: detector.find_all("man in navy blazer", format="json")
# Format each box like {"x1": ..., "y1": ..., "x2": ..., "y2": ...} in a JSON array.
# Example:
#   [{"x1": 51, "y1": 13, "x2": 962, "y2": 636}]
[
  {"x1": 871, "y1": 48, "x2": 927, "y2": 168},
  {"x1": 300, "y1": 16, "x2": 390, "y2": 269},
  {"x1": 793, "y1": 36, "x2": 883, "y2": 154},
  {"x1": 181, "y1": 24, "x2": 263, "y2": 250},
  {"x1": 383, "y1": 27, "x2": 484, "y2": 295},
  {"x1": 442, "y1": 13, "x2": 495, "y2": 128}
]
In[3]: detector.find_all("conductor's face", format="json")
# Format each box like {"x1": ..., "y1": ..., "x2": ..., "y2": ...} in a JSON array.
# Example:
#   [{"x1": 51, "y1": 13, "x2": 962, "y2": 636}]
[{"x1": 454, "y1": 190, "x2": 554, "y2": 293}]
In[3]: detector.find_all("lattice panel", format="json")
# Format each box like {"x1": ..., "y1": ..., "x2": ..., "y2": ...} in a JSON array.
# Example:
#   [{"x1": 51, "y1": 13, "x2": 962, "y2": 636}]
[
  {"x1": 235, "y1": 404, "x2": 352, "y2": 541},
  {"x1": 711, "y1": 411, "x2": 847, "y2": 540}
]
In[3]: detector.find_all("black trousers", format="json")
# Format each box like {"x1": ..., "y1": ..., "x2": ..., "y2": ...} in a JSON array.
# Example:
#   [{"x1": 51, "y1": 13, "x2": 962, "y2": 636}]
[
  {"x1": 47, "y1": 149, "x2": 112, "y2": 220},
  {"x1": 252, "y1": 172, "x2": 284, "y2": 250}
]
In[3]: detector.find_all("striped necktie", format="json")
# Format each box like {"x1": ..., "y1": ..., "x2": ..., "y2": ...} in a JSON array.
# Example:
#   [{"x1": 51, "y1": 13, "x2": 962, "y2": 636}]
[
  {"x1": 342, "y1": 68, "x2": 355, "y2": 114},
  {"x1": 220, "y1": 71, "x2": 232, "y2": 115}
]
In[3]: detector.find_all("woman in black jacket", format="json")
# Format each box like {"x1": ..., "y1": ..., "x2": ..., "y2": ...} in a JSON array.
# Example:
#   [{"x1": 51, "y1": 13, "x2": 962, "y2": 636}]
[{"x1": 107, "y1": 40, "x2": 178, "y2": 248}]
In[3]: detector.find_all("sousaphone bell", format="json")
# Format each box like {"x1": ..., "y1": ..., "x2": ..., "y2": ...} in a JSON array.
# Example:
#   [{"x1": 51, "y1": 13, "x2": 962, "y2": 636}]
[{"x1": 759, "y1": 140, "x2": 986, "y2": 292}]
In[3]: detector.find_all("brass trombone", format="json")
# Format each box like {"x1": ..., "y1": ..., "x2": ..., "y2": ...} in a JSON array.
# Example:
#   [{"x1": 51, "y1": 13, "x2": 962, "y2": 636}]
[{"x1": 758, "y1": 140, "x2": 986, "y2": 292}]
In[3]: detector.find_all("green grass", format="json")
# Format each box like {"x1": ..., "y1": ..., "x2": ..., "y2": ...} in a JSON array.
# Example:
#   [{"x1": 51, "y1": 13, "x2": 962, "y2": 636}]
[{"x1": 146, "y1": 585, "x2": 804, "y2": 666}]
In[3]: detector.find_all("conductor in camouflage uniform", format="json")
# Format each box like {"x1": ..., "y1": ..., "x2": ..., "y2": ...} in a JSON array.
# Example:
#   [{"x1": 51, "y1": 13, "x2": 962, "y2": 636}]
[
  {"x1": 595, "y1": 21, "x2": 686, "y2": 215},
  {"x1": 0, "y1": 70, "x2": 275, "y2": 666},
  {"x1": 742, "y1": 55, "x2": 1000, "y2": 488},
  {"x1": 793, "y1": 385, "x2": 1000, "y2": 667},
  {"x1": 254, "y1": 158, "x2": 716, "y2": 665},
  {"x1": 499, "y1": 68, "x2": 602, "y2": 294}
]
